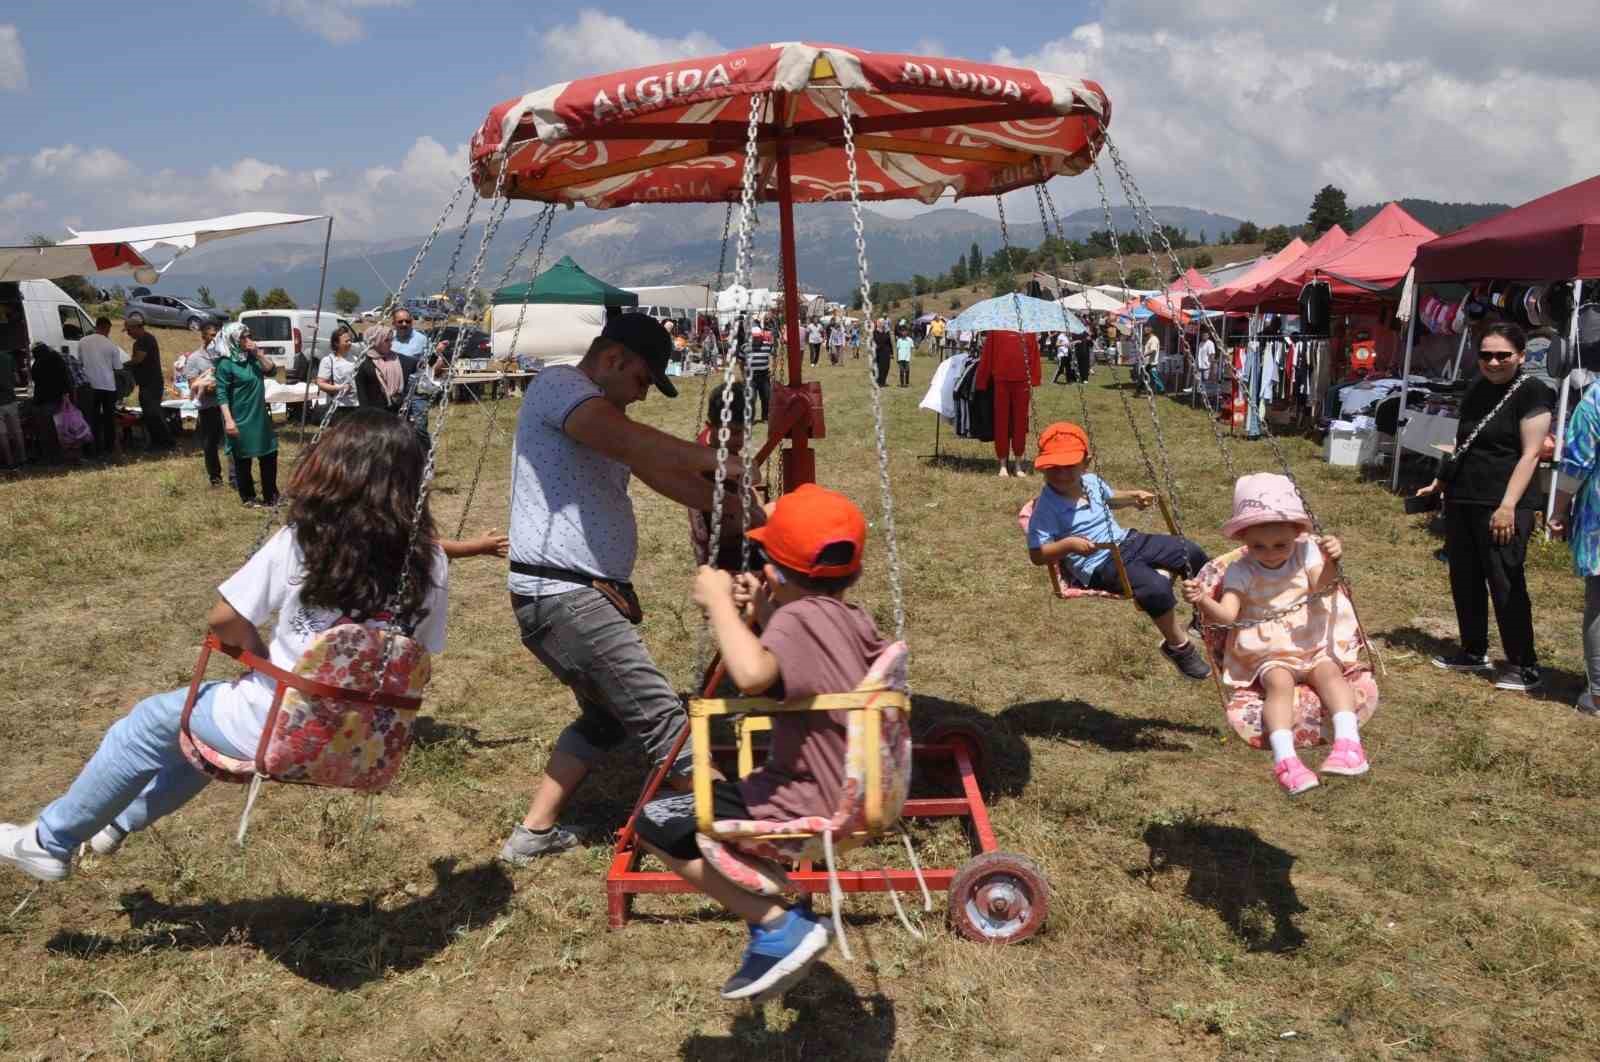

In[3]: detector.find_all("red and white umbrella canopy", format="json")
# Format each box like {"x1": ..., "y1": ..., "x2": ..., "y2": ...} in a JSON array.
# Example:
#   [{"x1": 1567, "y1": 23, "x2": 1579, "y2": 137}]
[{"x1": 471, "y1": 42, "x2": 1110, "y2": 207}]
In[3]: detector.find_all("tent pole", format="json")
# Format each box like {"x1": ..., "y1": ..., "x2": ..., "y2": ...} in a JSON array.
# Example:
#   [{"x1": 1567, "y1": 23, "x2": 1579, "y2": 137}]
[
  {"x1": 1546, "y1": 278, "x2": 1585, "y2": 531},
  {"x1": 774, "y1": 98, "x2": 812, "y2": 489},
  {"x1": 1448, "y1": 293, "x2": 1471, "y2": 381},
  {"x1": 1390, "y1": 280, "x2": 1419, "y2": 492},
  {"x1": 299, "y1": 215, "x2": 335, "y2": 438}
]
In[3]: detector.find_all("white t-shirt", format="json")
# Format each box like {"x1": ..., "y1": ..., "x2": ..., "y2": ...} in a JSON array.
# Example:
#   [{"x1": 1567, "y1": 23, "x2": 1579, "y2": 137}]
[
  {"x1": 806, "y1": 323, "x2": 823, "y2": 345},
  {"x1": 209, "y1": 527, "x2": 449, "y2": 754},
  {"x1": 78, "y1": 333, "x2": 127, "y2": 391},
  {"x1": 1198, "y1": 338, "x2": 1216, "y2": 373},
  {"x1": 317, "y1": 353, "x2": 361, "y2": 407}
]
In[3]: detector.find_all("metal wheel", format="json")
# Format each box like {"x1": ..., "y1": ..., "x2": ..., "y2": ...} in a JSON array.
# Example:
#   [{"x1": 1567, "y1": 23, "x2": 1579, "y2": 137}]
[
  {"x1": 187, "y1": 316, "x2": 202, "y2": 331},
  {"x1": 921, "y1": 720, "x2": 991, "y2": 787},
  {"x1": 947, "y1": 851, "x2": 1049, "y2": 944}
]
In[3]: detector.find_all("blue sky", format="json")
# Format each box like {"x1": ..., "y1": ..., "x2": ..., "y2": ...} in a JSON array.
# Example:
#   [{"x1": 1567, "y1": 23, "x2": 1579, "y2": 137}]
[{"x1": 3, "y1": 1, "x2": 1597, "y2": 245}]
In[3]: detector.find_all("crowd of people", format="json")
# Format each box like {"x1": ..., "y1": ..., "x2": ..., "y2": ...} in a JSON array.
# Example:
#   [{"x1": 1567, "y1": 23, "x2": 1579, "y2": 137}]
[{"x1": 4, "y1": 303, "x2": 1599, "y2": 1007}]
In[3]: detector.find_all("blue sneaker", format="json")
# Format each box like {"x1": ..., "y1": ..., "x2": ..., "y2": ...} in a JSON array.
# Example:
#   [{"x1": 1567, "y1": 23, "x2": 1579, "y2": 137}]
[{"x1": 720, "y1": 906, "x2": 831, "y2": 1001}]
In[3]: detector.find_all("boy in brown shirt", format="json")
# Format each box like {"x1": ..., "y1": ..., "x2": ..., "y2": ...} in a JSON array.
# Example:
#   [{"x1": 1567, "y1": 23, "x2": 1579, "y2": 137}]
[{"x1": 635, "y1": 484, "x2": 887, "y2": 1001}]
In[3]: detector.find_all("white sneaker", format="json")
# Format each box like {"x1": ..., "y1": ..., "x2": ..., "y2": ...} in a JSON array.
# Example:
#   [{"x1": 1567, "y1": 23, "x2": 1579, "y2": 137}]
[
  {"x1": 0, "y1": 822, "x2": 71, "y2": 882},
  {"x1": 89, "y1": 825, "x2": 126, "y2": 857}
]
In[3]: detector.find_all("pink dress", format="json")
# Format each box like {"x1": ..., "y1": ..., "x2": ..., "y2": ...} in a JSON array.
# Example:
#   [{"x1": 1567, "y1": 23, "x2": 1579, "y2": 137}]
[{"x1": 1218, "y1": 537, "x2": 1355, "y2": 688}]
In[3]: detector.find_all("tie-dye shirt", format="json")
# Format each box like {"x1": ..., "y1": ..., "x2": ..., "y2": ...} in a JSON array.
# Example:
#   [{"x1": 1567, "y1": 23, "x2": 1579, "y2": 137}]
[{"x1": 1561, "y1": 384, "x2": 1600, "y2": 576}]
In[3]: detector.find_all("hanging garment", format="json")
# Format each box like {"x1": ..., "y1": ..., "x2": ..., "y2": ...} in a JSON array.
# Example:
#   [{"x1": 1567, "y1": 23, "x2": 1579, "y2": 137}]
[
  {"x1": 953, "y1": 357, "x2": 994, "y2": 441},
  {"x1": 919, "y1": 353, "x2": 969, "y2": 421}
]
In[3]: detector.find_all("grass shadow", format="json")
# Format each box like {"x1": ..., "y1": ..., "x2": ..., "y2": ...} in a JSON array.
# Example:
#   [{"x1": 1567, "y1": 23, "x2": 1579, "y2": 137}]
[
  {"x1": 1379, "y1": 625, "x2": 1586, "y2": 701},
  {"x1": 999, "y1": 698, "x2": 1213, "y2": 753},
  {"x1": 45, "y1": 857, "x2": 513, "y2": 991},
  {"x1": 678, "y1": 963, "x2": 895, "y2": 1061},
  {"x1": 919, "y1": 452, "x2": 1007, "y2": 476},
  {"x1": 911, "y1": 695, "x2": 1031, "y2": 800},
  {"x1": 1133, "y1": 817, "x2": 1306, "y2": 952},
  {"x1": 411, "y1": 715, "x2": 531, "y2": 751}
]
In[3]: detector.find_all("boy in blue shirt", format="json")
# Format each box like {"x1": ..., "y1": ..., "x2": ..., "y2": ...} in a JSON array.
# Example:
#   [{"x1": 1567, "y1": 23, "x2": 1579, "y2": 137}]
[{"x1": 1026, "y1": 421, "x2": 1212, "y2": 679}]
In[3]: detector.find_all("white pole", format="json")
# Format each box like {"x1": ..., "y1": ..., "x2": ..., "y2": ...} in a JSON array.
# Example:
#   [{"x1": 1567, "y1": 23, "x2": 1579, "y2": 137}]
[
  {"x1": 1448, "y1": 293, "x2": 1472, "y2": 381},
  {"x1": 1390, "y1": 281, "x2": 1420, "y2": 491},
  {"x1": 1546, "y1": 278, "x2": 1585, "y2": 530},
  {"x1": 298, "y1": 216, "x2": 335, "y2": 435}
]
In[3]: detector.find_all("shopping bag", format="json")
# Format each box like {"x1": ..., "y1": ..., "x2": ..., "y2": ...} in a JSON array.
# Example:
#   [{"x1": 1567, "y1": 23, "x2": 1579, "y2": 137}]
[{"x1": 54, "y1": 396, "x2": 94, "y2": 447}]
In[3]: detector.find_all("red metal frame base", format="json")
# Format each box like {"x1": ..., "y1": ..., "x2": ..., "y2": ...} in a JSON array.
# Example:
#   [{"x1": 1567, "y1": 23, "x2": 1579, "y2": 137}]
[{"x1": 604, "y1": 733, "x2": 996, "y2": 929}]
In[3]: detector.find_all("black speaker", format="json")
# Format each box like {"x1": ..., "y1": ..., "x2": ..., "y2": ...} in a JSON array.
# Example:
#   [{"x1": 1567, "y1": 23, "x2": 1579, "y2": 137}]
[{"x1": 1299, "y1": 281, "x2": 1331, "y2": 333}]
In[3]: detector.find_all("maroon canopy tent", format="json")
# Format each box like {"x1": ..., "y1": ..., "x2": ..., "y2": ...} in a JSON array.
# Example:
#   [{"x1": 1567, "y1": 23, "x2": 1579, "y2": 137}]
[{"x1": 1414, "y1": 174, "x2": 1600, "y2": 283}]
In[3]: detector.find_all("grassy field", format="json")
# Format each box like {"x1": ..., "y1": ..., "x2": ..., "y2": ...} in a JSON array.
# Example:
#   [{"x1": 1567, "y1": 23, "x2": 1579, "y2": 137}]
[{"x1": 2, "y1": 326, "x2": 1598, "y2": 1060}]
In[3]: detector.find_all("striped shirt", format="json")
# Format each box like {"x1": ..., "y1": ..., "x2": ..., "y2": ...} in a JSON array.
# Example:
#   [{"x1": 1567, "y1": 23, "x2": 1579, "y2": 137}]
[{"x1": 744, "y1": 334, "x2": 772, "y2": 373}]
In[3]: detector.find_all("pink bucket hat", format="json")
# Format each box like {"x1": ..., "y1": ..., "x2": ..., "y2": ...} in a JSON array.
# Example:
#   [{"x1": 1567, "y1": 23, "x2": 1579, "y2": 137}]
[{"x1": 1221, "y1": 472, "x2": 1313, "y2": 540}]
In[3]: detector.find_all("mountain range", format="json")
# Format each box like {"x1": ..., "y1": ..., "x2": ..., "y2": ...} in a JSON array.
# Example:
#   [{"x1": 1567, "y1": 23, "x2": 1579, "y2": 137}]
[{"x1": 126, "y1": 203, "x2": 1246, "y2": 308}]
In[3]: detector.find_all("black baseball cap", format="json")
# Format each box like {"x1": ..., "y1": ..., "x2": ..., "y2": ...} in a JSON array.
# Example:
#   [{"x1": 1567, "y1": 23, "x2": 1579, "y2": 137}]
[{"x1": 601, "y1": 314, "x2": 678, "y2": 397}]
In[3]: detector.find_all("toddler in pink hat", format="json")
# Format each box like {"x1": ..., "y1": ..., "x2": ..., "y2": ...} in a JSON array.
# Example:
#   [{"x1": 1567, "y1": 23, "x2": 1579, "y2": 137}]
[{"x1": 1183, "y1": 474, "x2": 1369, "y2": 797}]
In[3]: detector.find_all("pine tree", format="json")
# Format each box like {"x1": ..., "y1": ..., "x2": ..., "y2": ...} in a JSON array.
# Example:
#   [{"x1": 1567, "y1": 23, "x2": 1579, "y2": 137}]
[{"x1": 1306, "y1": 185, "x2": 1354, "y2": 235}]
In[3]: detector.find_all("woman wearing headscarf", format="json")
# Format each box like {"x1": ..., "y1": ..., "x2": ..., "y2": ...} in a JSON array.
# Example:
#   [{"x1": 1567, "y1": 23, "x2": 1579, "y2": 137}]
[
  {"x1": 354, "y1": 324, "x2": 407, "y2": 415},
  {"x1": 211, "y1": 322, "x2": 280, "y2": 507}
]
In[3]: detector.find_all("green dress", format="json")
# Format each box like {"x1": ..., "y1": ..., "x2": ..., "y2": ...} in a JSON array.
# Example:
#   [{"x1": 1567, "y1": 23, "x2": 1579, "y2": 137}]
[{"x1": 214, "y1": 357, "x2": 278, "y2": 459}]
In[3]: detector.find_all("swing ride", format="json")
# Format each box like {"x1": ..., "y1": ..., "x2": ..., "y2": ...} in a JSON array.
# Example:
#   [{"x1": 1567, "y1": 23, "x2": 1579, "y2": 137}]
[{"x1": 178, "y1": 37, "x2": 1380, "y2": 945}]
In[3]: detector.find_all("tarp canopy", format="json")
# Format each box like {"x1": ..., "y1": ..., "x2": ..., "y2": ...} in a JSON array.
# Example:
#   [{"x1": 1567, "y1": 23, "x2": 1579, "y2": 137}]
[
  {"x1": 1166, "y1": 267, "x2": 1213, "y2": 293},
  {"x1": 1200, "y1": 238, "x2": 1309, "y2": 311},
  {"x1": 1316, "y1": 203, "x2": 1437, "y2": 297},
  {"x1": 487, "y1": 302, "x2": 610, "y2": 362},
  {"x1": 1414, "y1": 174, "x2": 1600, "y2": 283},
  {"x1": 492, "y1": 255, "x2": 639, "y2": 306},
  {"x1": 949, "y1": 293, "x2": 1086, "y2": 334},
  {"x1": 471, "y1": 43, "x2": 1110, "y2": 208},
  {"x1": 623, "y1": 283, "x2": 714, "y2": 311},
  {"x1": 0, "y1": 211, "x2": 326, "y2": 284}
]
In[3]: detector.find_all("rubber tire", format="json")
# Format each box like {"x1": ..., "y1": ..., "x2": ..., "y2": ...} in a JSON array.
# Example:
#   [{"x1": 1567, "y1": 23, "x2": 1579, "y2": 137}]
[
  {"x1": 921, "y1": 720, "x2": 991, "y2": 788},
  {"x1": 947, "y1": 851, "x2": 1049, "y2": 944},
  {"x1": 187, "y1": 316, "x2": 202, "y2": 331}
]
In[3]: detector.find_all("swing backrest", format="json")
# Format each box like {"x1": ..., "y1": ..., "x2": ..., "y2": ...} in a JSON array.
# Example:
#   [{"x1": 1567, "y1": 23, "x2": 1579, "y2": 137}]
[
  {"x1": 1015, "y1": 498, "x2": 1129, "y2": 601},
  {"x1": 689, "y1": 641, "x2": 912, "y2": 865},
  {"x1": 180, "y1": 625, "x2": 430, "y2": 792}
]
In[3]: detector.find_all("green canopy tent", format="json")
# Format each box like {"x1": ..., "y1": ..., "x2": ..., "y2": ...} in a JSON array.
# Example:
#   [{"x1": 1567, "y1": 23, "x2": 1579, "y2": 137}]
[
  {"x1": 487, "y1": 255, "x2": 638, "y2": 363},
  {"x1": 491, "y1": 255, "x2": 639, "y2": 306}
]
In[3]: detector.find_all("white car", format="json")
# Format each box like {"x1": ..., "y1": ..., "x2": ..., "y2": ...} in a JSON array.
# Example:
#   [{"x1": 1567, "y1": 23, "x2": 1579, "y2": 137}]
[{"x1": 238, "y1": 309, "x2": 356, "y2": 375}]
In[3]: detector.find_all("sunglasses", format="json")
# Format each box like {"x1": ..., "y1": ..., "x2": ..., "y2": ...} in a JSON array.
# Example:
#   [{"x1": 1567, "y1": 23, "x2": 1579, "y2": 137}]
[
  {"x1": 395, "y1": 319, "x2": 413, "y2": 326},
  {"x1": 1477, "y1": 349, "x2": 1518, "y2": 363}
]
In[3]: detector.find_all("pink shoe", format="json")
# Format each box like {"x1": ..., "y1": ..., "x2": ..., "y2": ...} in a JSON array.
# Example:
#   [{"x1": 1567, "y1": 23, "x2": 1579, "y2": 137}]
[
  {"x1": 1272, "y1": 757, "x2": 1320, "y2": 797},
  {"x1": 1319, "y1": 738, "x2": 1369, "y2": 777}
]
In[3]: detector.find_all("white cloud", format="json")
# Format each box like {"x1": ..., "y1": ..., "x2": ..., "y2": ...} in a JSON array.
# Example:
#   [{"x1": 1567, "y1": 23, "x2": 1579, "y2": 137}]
[
  {"x1": 0, "y1": 191, "x2": 37, "y2": 214},
  {"x1": 30, "y1": 145, "x2": 134, "y2": 182},
  {"x1": 996, "y1": 0, "x2": 1600, "y2": 224},
  {"x1": 0, "y1": 25, "x2": 24, "y2": 91},
  {"x1": 531, "y1": 10, "x2": 723, "y2": 82},
  {"x1": 210, "y1": 158, "x2": 290, "y2": 195},
  {"x1": 255, "y1": 0, "x2": 412, "y2": 45}
]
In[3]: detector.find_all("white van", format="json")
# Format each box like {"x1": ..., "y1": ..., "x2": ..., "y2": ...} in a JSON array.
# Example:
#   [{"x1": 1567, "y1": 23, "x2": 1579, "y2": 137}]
[
  {"x1": 237, "y1": 309, "x2": 356, "y2": 375},
  {"x1": 0, "y1": 279, "x2": 96, "y2": 358}
]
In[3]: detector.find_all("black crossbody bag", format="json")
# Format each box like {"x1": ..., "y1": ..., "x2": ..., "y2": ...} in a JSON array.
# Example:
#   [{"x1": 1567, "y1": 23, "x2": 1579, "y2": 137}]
[{"x1": 1406, "y1": 374, "x2": 1528, "y2": 514}]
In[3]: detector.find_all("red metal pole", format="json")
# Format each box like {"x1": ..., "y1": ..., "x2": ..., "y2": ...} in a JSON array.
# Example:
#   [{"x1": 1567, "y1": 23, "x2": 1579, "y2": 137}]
[{"x1": 774, "y1": 99, "x2": 814, "y2": 488}]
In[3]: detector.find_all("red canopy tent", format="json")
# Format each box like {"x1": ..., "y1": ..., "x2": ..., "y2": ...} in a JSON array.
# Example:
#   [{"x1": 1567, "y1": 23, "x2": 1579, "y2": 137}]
[
  {"x1": 1314, "y1": 203, "x2": 1437, "y2": 301},
  {"x1": 1250, "y1": 224, "x2": 1348, "y2": 310},
  {"x1": 1200, "y1": 238, "x2": 1308, "y2": 312},
  {"x1": 1414, "y1": 174, "x2": 1600, "y2": 283}
]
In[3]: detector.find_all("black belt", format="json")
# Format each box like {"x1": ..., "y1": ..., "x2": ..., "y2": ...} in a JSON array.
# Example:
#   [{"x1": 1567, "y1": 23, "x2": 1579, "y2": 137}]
[{"x1": 509, "y1": 561, "x2": 632, "y2": 590}]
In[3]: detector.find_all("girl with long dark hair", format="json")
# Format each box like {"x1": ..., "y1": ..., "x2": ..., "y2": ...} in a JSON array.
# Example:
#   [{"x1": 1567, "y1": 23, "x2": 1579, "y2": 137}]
[{"x1": 0, "y1": 411, "x2": 455, "y2": 881}]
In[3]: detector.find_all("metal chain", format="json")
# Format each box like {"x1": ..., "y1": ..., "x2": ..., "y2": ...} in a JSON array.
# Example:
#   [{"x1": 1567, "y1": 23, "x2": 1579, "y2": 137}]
[
  {"x1": 1197, "y1": 581, "x2": 1346, "y2": 634},
  {"x1": 994, "y1": 194, "x2": 1040, "y2": 469},
  {"x1": 1102, "y1": 137, "x2": 1237, "y2": 481},
  {"x1": 694, "y1": 202, "x2": 735, "y2": 432},
  {"x1": 841, "y1": 92, "x2": 908, "y2": 645},
  {"x1": 454, "y1": 201, "x2": 557, "y2": 538},
  {"x1": 1087, "y1": 158, "x2": 1177, "y2": 534}
]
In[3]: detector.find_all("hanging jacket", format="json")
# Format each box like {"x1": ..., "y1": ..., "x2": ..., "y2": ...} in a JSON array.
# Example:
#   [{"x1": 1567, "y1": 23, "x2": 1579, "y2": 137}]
[{"x1": 952, "y1": 356, "x2": 994, "y2": 442}]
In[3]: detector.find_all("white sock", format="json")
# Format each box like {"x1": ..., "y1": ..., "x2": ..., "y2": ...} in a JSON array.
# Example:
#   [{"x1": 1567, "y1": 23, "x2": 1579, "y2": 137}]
[
  {"x1": 1268, "y1": 729, "x2": 1297, "y2": 764},
  {"x1": 1331, "y1": 711, "x2": 1360, "y2": 744}
]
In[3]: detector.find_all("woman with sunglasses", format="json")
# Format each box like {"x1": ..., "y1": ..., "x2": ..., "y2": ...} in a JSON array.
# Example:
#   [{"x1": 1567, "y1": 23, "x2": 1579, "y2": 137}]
[{"x1": 1415, "y1": 322, "x2": 1554, "y2": 692}]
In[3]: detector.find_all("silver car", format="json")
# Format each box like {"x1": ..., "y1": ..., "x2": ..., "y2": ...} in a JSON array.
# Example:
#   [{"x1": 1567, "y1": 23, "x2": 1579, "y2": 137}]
[{"x1": 123, "y1": 290, "x2": 231, "y2": 330}]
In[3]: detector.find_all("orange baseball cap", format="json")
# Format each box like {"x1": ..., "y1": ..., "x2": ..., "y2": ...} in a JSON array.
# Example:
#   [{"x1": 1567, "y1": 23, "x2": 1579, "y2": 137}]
[
  {"x1": 746, "y1": 483, "x2": 867, "y2": 578},
  {"x1": 1034, "y1": 421, "x2": 1090, "y2": 469}
]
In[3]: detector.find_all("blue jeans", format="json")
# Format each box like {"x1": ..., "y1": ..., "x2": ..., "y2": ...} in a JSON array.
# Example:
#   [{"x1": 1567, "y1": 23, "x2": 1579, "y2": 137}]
[{"x1": 34, "y1": 683, "x2": 250, "y2": 859}]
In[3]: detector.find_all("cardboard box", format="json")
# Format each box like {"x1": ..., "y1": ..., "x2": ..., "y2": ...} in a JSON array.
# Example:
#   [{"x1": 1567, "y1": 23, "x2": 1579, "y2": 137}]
[{"x1": 1324, "y1": 426, "x2": 1377, "y2": 467}]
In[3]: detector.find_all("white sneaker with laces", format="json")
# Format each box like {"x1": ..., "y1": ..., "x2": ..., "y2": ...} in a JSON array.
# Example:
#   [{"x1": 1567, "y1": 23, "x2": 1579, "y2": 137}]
[{"x1": 0, "y1": 822, "x2": 71, "y2": 882}]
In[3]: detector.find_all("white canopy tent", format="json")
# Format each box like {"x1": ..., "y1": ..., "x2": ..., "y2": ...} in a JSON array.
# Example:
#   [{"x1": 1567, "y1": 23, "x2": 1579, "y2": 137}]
[
  {"x1": 486, "y1": 302, "x2": 607, "y2": 364},
  {"x1": 1061, "y1": 288, "x2": 1127, "y2": 313}
]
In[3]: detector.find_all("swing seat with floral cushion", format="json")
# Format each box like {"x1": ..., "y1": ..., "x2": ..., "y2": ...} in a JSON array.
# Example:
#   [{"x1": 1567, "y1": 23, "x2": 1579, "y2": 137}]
[
  {"x1": 688, "y1": 641, "x2": 912, "y2": 900},
  {"x1": 1191, "y1": 547, "x2": 1378, "y2": 749},
  {"x1": 1015, "y1": 499, "x2": 1133, "y2": 601},
  {"x1": 178, "y1": 628, "x2": 430, "y2": 840}
]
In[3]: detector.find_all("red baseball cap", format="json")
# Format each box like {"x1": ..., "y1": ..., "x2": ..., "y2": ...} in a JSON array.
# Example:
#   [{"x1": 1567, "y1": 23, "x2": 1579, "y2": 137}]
[
  {"x1": 746, "y1": 484, "x2": 867, "y2": 578},
  {"x1": 1034, "y1": 421, "x2": 1090, "y2": 469}
]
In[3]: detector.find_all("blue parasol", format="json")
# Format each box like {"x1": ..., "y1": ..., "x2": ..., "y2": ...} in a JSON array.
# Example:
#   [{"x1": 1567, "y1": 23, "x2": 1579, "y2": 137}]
[{"x1": 948, "y1": 293, "x2": 1086, "y2": 335}]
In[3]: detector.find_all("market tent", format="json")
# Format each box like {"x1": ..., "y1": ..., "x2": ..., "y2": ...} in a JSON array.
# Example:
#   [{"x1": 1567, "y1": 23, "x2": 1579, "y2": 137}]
[
  {"x1": 1200, "y1": 238, "x2": 1309, "y2": 311},
  {"x1": 1166, "y1": 267, "x2": 1213, "y2": 293},
  {"x1": 1414, "y1": 174, "x2": 1600, "y2": 283},
  {"x1": 1061, "y1": 288, "x2": 1126, "y2": 313},
  {"x1": 492, "y1": 255, "x2": 640, "y2": 306},
  {"x1": 1316, "y1": 203, "x2": 1437, "y2": 298},
  {"x1": 488, "y1": 256, "x2": 637, "y2": 361},
  {"x1": 0, "y1": 211, "x2": 328, "y2": 284},
  {"x1": 1250, "y1": 224, "x2": 1348, "y2": 308}
]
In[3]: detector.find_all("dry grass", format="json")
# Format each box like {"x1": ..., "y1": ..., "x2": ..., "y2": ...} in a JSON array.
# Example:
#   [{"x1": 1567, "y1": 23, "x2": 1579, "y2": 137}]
[{"x1": 3, "y1": 329, "x2": 1599, "y2": 1061}]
